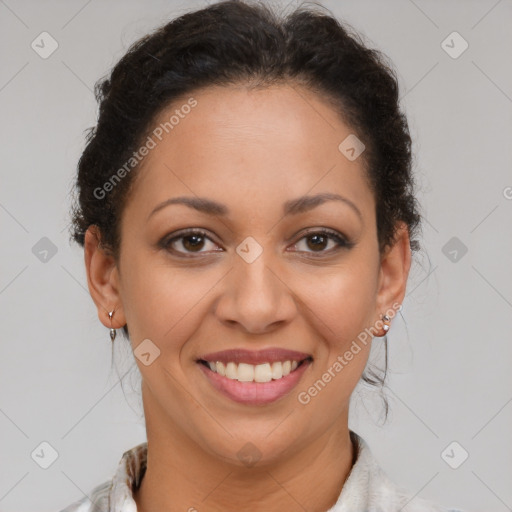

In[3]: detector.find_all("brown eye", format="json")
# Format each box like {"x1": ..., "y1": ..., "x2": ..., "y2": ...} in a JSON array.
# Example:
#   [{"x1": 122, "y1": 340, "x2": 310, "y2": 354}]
[
  {"x1": 291, "y1": 229, "x2": 351, "y2": 255},
  {"x1": 162, "y1": 229, "x2": 221, "y2": 255},
  {"x1": 305, "y1": 233, "x2": 329, "y2": 251},
  {"x1": 181, "y1": 233, "x2": 206, "y2": 252}
]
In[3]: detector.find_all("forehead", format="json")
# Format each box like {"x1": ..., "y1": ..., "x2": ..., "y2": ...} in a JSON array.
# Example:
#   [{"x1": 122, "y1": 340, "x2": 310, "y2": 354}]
[{"x1": 127, "y1": 83, "x2": 374, "y2": 221}]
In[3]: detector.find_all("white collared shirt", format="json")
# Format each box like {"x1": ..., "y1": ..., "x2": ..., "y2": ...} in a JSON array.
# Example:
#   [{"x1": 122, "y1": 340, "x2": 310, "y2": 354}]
[{"x1": 59, "y1": 431, "x2": 464, "y2": 512}]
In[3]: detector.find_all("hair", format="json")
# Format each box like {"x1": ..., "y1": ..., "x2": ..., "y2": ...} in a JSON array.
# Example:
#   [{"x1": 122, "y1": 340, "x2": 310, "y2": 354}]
[{"x1": 68, "y1": 0, "x2": 423, "y2": 421}]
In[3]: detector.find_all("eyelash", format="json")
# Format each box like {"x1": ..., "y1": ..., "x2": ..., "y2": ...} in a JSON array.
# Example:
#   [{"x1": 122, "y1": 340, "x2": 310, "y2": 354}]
[{"x1": 160, "y1": 228, "x2": 353, "y2": 258}]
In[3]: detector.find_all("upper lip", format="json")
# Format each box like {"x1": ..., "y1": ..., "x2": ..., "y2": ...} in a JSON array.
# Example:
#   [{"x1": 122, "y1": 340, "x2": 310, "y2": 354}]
[{"x1": 198, "y1": 348, "x2": 313, "y2": 365}]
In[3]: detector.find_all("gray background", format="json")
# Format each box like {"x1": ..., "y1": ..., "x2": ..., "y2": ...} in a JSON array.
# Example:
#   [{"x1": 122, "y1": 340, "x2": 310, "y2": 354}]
[{"x1": 1, "y1": 0, "x2": 511, "y2": 511}]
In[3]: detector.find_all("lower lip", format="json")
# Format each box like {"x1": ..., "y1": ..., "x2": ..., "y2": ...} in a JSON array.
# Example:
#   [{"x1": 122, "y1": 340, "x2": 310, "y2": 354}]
[{"x1": 197, "y1": 360, "x2": 312, "y2": 405}]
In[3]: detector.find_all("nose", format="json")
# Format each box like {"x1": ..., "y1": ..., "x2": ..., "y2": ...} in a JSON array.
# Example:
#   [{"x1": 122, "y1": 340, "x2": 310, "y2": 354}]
[{"x1": 213, "y1": 250, "x2": 297, "y2": 335}]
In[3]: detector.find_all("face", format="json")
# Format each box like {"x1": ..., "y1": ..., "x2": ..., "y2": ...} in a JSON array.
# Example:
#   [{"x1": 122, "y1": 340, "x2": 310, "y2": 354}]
[{"x1": 85, "y1": 83, "x2": 410, "y2": 467}]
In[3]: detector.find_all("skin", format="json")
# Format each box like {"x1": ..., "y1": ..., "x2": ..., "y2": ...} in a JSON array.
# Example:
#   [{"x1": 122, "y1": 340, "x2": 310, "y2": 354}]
[{"x1": 84, "y1": 82, "x2": 411, "y2": 512}]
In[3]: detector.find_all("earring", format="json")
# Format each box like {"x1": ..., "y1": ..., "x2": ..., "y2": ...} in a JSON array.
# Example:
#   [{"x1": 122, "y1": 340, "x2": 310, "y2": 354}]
[
  {"x1": 108, "y1": 310, "x2": 116, "y2": 342},
  {"x1": 381, "y1": 314, "x2": 391, "y2": 334}
]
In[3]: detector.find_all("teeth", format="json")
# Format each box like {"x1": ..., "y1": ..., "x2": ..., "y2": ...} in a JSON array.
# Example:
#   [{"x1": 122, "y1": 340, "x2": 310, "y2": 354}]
[
  {"x1": 271, "y1": 361, "x2": 283, "y2": 380},
  {"x1": 216, "y1": 361, "x2": 226, "y2": 376},
  {"x1": 225, "y1": 362, "x2": 237, "y2": 380},
  {"x1": 254, "y1": 363, "x2": 272, "y2": 383},
  {"x1": 237, "y1": 363, "x2": 255, "y2": 382},
  {"x1": 205, "y1": 359, "x2": 305, "y2": 382}
]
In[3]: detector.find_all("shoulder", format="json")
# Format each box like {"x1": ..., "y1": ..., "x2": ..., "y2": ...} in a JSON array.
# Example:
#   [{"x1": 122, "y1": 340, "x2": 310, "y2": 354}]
[
  {"x1": 58, "y1": 480, "x2": 111, "y2": 512},
  {"x1": 57, "y1": 442, "x2": 147, "y2": 512},
  {"x1": 368, "y1": 466, "x2": 463, "y2": 512},
  {"x1": 331, "y1": 431, "x2": 466, "y2": 512}
]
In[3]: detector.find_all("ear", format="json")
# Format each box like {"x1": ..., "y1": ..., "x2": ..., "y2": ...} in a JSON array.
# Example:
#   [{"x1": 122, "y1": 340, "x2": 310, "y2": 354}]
[
  {"x1": 375, "y1": 222, "x2": 412, "y2": 320},
  {"x1": 84, "y1": 225, "x2": 126, "y2": 330}
]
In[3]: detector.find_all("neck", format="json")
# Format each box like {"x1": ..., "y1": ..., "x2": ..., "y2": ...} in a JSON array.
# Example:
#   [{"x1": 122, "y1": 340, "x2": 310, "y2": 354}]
[{"x1": 133, "y1": 414, "x2": 356, "y2": 512}]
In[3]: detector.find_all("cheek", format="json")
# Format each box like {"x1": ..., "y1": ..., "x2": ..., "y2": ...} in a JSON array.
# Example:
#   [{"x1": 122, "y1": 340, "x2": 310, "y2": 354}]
[
  {"x1": 120, "y1": 255, "x2": 217, "y2": 350},
  {"x1": 293, "y1": 262, "x2": 378, "y2": 346}
]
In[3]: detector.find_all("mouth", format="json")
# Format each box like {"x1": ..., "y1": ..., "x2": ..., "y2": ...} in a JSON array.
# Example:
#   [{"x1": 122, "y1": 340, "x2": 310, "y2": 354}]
[
  {"x1": 197, "y1": 356, "x2": 313, "y2": 382},
  {"x1": 196, "y1": 355, "x2": 313, "y2": 406}
]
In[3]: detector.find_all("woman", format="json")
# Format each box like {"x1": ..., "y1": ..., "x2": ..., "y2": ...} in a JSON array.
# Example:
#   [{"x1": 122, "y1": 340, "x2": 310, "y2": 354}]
[{"x1": 62, "y1": 1, "x2": 465, "y2": 510}]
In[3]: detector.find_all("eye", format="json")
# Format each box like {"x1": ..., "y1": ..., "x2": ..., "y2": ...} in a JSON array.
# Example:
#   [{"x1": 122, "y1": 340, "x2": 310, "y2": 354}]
[
  {"x1": 289, "y1": 228, "x2": 352, "y2": 256},
  {"x1": 160, "y1": 227, "x2": 353, "y2": 258},
  {"x1": 161, "y1": 229, "x2": 222, "y2": 256}
]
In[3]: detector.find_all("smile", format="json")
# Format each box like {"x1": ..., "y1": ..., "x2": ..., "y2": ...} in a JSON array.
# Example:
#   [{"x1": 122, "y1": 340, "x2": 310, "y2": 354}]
[
  {"x1": 197, "y1": 357, "x2": 313, "y2": 405},
  {"x1": 199, "y1": 358, "x2": 312, "y2": 382}
]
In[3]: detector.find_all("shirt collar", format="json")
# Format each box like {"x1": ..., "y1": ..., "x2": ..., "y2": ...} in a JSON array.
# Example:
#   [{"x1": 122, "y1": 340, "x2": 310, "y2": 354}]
[{"x1": 109, "y1": 442, "x2": 147, "y2": 512}]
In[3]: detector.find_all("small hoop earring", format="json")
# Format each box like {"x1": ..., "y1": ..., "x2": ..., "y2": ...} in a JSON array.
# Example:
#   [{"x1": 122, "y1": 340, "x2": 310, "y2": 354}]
[{"x1": 108, "y1": 310, "x2": 117, "y2": 342}]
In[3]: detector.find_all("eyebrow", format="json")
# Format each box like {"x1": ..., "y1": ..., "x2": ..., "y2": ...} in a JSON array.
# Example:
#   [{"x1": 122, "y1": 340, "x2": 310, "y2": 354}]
[{"x1": 147, "y1": 192, "x2": 362, "y2": 222}]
